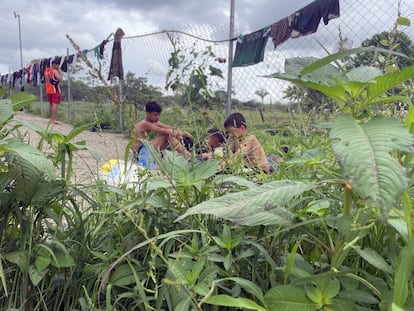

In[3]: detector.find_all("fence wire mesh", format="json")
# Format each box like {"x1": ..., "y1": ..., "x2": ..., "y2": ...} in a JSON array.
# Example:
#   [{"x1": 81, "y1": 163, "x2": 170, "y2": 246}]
[{"x1": 94, "y1": 0, "x2": 413, "y2": 105}]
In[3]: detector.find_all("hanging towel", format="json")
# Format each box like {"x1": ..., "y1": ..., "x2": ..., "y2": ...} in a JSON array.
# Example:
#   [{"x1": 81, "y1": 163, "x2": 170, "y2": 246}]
[
  {"x1": 108, "y1": 27, "x2": 125, "y2": 80},
  {"x1": 232, "y1": 27, "x2": 270, "y2": 67},
  {"x1": 270, "y1": 15, "x2": 293, "y2": 49}
]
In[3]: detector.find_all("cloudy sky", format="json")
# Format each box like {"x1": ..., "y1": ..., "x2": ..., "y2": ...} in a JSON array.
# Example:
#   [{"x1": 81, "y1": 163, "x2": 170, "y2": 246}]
[
  {"x1": 1, "y1": 0, "x2": 413, "y2": 102},
  {"x1": 0, "y1": 0, "x2": 318, "y2": 73}
]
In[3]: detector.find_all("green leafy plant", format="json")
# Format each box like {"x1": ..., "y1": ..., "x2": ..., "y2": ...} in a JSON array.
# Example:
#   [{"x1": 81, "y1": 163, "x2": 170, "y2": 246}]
[{"x1": 174, "y1": 46, "x2": 414, "y2": 310}]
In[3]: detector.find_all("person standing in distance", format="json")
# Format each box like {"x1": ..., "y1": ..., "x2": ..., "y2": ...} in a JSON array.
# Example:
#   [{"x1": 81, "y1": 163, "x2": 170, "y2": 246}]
[{"x1": 44, "y1": 59, "x2": 63, "y2": 124}]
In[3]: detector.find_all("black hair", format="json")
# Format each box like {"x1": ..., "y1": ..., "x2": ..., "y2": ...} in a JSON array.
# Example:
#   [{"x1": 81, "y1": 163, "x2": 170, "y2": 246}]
[
  {"x1": 207, "y1": 128, "x2": 226, "y2": 144},
  {"x1": 52, "y1": 59, "x2": 60, "y2": 65},
  {"x1": 145, "y1": 101, "x2": 162, "y2": 113},
  {"x1": 224, "y1": 112, "x2": 246, "y2": 129}
]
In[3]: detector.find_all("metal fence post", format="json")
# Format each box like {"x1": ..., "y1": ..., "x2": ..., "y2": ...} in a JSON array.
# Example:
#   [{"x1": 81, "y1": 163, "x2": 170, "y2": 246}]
[
  {"x1": 67, "y1": 48, "x2": 72, "y2": 123},
  {"x1": 226, "y1": 0, "x2": 235, "y2": 117}
]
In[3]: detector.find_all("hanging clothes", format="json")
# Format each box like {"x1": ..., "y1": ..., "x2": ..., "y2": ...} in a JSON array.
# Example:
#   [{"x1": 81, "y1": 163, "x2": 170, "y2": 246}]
[
  {"x1": 232, "y1": 26, "x2": 271, "y2": 67},
  {"x1": 99, "y1": 39, "x2": 108, "y2": 59},
  {"x1": 32, "y1": 62, "x2": 39, "y2": 87},
  {"x1": 40, "y1": 58, "x2": 51, "y2": 83},
  {"x1": 12, "y1": 71, "x2": 18, "y2": 88},
  {"x1": 61, "y1": 56, "x2": 68, "y2": 72},
  {"x1": 94, "y1": 45, "x2": 100, "y2": 59},
  {"x1": 108, "y1": 27, "x2": 125, "y2": 80},
  {"x1": 27, "y1": 64, "x2": 32, "y2": 83},
  {"x1": 291, "y1": 0, "x2": 340, "y2": 38},
  {"x1": 270, "y1": 15, "x2": 294, "y2": 49}
]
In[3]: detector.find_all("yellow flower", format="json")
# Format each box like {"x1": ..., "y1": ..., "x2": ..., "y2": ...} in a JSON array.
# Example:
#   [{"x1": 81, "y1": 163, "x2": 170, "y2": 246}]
[{"x1": 101, "y1": 159, "x2": 118, "y2": 173}]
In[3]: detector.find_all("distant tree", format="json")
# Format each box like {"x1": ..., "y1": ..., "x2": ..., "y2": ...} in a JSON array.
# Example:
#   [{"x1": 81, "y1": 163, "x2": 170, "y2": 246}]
[
  {"x1": 347, "y1": 30, "x2": 414, "y2": 71},
  {"x1": 121, "y1": 71, "x2": 163, "y2": 110},
  {"x1": 255, "y1": 88, "x2": 270, "y2": 122},
  {"x1": 60, "y1": 79, "x2": 98, "y2": 102},
  {"x1": 283, "y1": 85, "x2": 335, "y2": 113}
]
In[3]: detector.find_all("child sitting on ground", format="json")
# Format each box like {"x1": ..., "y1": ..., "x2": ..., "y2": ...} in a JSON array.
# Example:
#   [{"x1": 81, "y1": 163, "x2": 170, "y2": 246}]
[
  {"x1": 224, "y1": 112, "x2": 272, "y2": 174},
  {"x1": 202, "y1": 128, "x2": 226, "y2": 160}
]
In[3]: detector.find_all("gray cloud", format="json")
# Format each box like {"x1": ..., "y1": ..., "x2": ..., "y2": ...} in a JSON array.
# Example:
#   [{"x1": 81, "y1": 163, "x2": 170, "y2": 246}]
[
  {"x1": 1, "y1": 0, "x2": 317, "y2": 73},
  {"x1": 2, "y1": 0, "x2": 414, "y2": 103}
]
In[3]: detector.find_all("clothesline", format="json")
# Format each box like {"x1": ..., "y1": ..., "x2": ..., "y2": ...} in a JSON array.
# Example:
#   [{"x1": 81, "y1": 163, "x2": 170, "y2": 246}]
[
  {"x1": 2, "y1": 0, "x2": 340, "y2": 89},
  {"x1": 232, "y1": 0, "x2": 340, "y2": 67}
]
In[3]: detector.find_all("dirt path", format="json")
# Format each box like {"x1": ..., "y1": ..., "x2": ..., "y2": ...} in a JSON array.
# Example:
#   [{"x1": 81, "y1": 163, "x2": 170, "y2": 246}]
[{"x1": 13, "y1": 111, "x2": 132, "y2": 183}]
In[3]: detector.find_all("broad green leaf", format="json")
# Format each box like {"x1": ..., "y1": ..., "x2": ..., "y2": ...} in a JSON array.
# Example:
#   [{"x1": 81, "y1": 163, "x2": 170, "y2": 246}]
[
  {"x1": 67, "y1": 142, "x2": 89, "y2": 152},
  {"x1": 367, "y1": 64, "x2": 414, "y2": 102},
  {"x1": 330, "y1": 115, "x2": 414, "y2": 215},
  {"x1": 205, "y1": 295, "x2": 266, "y2": 311},
  {"x1": 354, "y1": 248, "x2": 393, "y2": 274},
  {"x1": 50, "y1": 251, "x2": 75, "y2": 268},
  {"x1": 31, "y1": 180, "x2": 67, "y2": 206},
  {"x1": 0, "y1": 139, "x2": 55, "y2": 179},
  {"x1": 284, "y1": 57, "x2": 319, "y2": 76},
  {"x1": 174, "y1": 297, "x2": 191, "y2": 311},
  {"x1": 161, "y1": 150, "x2": 191, "y2": 181},
  {"x1": 388, "y1": 217, "x2": 409, "y2": 243},
  {"x1": 324, "y1": 279, "x2": 341, "y2": 299},
  {"x1": 50, "y1": 133, "x2": 65, "y2": 144},
  {"x1": 212, "y1": 175, "x2": 256, "y2": 189},
  {"x1": 191, "y1": 256, "x2": 205, "y2": 282},
  {"x1": 264, "y1": 285, "x2": 318, "y2": 311},
  {"x1": 300, "y1": 46, "x2": 408, "y2": 75},
  {"x1": 29, "y1": 264, "x2": 47, "y2": 286},
  {"x1": 304, "y1": 285, "x2": 323, "y2": 306},
  {"x1": 346, "y1": 66, "x2": 382, "y2": 83},
  {"x1": 306, "y1": 199, "x2": 330, "y2": 216},
  {"x1": 224, "y1": 253, "x2": 232, "y2": 271},
  {"x1": 0, "y1": 99, "x2": 13, "y2": 126},
  {"x1": 110, "y1": 264, "x2": 137, "y2": 286},
  {"x1": 338, "y1": 289, "x2": 379, "y2": 304},
  {"x1": 266, "y1": 73, "x2": 348, "y2": 104},
  {"x1": 175, "y1": 180, "x2": 313, "y2": 226},
  {"x1": 14, "y1": 117, "x2": 49, "y2": 138},
  {"x1": 4, "y1": 251, "x2": 29, "y2": 272},
  {"x1": 285, "y1": 57, "x2": 345, "y2": 84},
  {"x1": 218, "y1": 277, "x2": 265, "y2": 305},
  {"x1": 10, "y1": 155, "x2": 43, "y2": 204},
  {"x1": 405, "y1": 105, "x2": 414, "y2": 134},
  {"x1": 146, "y1": 178, "x2": 173, "y2": 190},
  {"x1": 365, "y1": 95, "x2": 412, "y2": 107},
  {"x1": 65, "y1": 121, "x2": 98, "y2": 141},
  {"x1": 329, "y1": 299, "x2": 358, "y2": 311},
  {"x1": 191, "y1": 159, "x2": 220, "y2": 181},
  {"x1": 35, "y1": 255, "x2": 51, "y2": 272},
  {"x1": 393, "y1": 238, "x2": 414, "y2": 306}
]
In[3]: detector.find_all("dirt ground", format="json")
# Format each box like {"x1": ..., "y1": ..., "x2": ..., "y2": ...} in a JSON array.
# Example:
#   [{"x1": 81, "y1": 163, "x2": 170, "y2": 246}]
[{"x1": 12, "y1": 111, "x2": 132, "y2": 184}]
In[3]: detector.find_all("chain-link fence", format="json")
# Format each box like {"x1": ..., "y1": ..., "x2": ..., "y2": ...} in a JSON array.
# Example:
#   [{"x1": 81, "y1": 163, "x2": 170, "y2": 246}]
[
  {"x1": 6, "y1": 0, "x2": 414, "y2": 108},
  {"x1": 105, "y1": 0, "x2": 414, "y2": 105}
]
